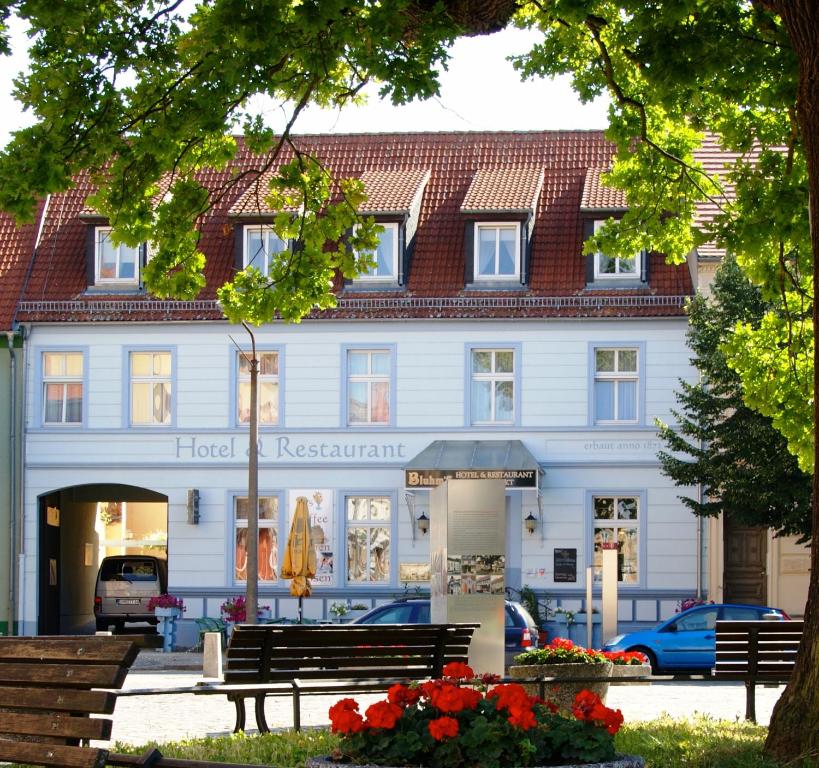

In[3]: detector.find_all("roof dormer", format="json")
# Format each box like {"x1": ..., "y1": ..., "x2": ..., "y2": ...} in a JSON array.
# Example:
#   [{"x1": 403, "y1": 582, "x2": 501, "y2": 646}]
[
  {"x1": 348, "y1": 168, "x2": 430, "y2": 289},
  {"x1": 460, "y1": 167, "x2": 543, "y2": 289},
  {"x1": 580, "y1": 168, "x2": 648, "y2": 287}
]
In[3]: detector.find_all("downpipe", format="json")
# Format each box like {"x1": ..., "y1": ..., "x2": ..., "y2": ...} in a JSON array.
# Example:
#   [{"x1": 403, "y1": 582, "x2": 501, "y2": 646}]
[{"x1": 6, "y1": 331, "x2": 17, "y2": 635}]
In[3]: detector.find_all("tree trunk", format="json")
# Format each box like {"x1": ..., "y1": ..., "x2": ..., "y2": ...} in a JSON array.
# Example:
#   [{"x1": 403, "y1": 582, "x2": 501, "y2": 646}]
[{"x1": 763, "y1": 1, "x2": 819, "y2": 761}]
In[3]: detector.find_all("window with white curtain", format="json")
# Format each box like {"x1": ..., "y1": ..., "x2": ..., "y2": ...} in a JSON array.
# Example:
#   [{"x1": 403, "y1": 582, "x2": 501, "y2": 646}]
[
  {"x1": 95, "y1": 227, "x2": 139, "y2": 283},
  {"x1": 356, "y1": 223, "x2": 399, "y2": 281},
  {"x1": 237, "y1": 350, "x2": 279, "y2": 425},
  {"x1": 470, "y1": 348, "x2": 515, "y2": 424},
  {"x1": 593, "y1": 347, "x2": 638, "y2": 423},
  {"x1": 42, "y1": 352, "x2": 83, "y2": 424},
  {"x1": 347, "y1": 349, "x2": 391, "y2": 425},
  {"x1": 130, "y1": 351, "x2": 172, "y2": 425},
  {"x1": 244, "y1": 225, "x2": 289, "y2": 277},
  {"x1": 474, "y1": 223, "x2": 520, "y2": 280}
]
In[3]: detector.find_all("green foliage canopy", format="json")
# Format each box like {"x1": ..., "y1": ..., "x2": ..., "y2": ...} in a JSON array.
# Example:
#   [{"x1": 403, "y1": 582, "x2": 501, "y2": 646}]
[{"x1": 657, "y1": 257, "x2": 812, "y2": 540}]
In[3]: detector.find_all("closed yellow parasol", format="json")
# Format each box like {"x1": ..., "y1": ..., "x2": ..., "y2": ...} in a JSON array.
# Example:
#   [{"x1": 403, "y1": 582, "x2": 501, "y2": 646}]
[{"x1": 281, "y1": 497, "x2": 317, "y2": 617}]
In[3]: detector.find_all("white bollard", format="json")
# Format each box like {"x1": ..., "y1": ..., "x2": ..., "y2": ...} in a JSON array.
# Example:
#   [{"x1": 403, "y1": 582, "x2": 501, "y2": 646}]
[{"x1": 203, "y1": 631, "x2": 223, "y2": 679}]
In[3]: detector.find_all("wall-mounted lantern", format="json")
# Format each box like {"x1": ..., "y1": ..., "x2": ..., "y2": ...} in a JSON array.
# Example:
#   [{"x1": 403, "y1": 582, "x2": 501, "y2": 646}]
[
  {"x1": 524, "y1": 511, "x2": 538, "y2": 535},
  {"x1": 416, "y1": 512, "x2": 430, "y2": 536}
]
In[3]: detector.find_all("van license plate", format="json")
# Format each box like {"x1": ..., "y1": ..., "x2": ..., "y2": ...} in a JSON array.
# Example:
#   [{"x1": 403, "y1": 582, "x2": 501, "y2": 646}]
[{"x1": 117, "y1": 599, "x2": 140, "y2": 605}]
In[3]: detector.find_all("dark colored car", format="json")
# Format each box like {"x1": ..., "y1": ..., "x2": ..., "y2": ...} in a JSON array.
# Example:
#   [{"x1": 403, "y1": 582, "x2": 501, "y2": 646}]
[
  {"x1": 350, "y1": 597, "x2": 540, "y2": 667},
  {"x1": 601, "y1": 602, "x2": 790, "y2": 673}
]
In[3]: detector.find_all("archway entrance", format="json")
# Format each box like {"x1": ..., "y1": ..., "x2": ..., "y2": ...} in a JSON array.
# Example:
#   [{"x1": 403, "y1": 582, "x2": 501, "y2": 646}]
[{"x1": 38, "y1": 484, "x2": 168, "y2": 635}]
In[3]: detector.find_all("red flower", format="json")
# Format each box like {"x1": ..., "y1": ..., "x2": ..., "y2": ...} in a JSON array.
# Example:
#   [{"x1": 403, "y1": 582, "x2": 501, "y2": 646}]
[
  {"x1": 430, "y1": 682, "x2": 469, "y2": 713},
  {"x1": 364, "y1": 700, "x2": 403, "y2": 730},
  {"x1": 507, "y1": 705, "x2": 537, "y2": 730},
  {"x1": 571, "y1": 690, "x2": 624, "y2": 735},
  {"x1": 329, "y1": 699, "x2": 365, "y2": 734},
  {"x1": 442, "y1": 661, "x2": 474, "y2": 680},
  {"x1": 387, "y1": 683, "x2": 421, "y2": 708},
  {"x1": 429, "y1": 716, "x2": 459, "y2": 741},
  {"x1": 488, "y1": 683, "x2": 534, "y2": 713}
]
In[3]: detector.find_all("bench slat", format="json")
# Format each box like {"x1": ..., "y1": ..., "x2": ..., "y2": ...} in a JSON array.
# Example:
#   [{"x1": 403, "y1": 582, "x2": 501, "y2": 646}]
[
  {"x1": 0, "y1": 663, "x2": 128, "y2": 689},
  {"x1": 0, "y1": 740, "x2": 108, "y2": 768},
  {"x1": 0, "y1": 687, "x2": 116, "y2": 714},
  {"x1": 0, "y1": 638, "x2": 139, "y2": 667},
  {"x1": 0, "y1": 712, "x2": 112, "y2": 741}
]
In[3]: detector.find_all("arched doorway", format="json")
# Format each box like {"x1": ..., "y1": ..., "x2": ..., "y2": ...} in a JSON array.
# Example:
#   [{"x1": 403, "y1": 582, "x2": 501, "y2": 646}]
[{"x1": 38, "y1": 484, "x2": 168, "y2": 635}]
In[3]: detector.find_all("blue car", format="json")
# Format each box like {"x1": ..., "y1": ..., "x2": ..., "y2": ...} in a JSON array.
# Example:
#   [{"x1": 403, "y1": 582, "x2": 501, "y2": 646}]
[{"x1": 602, "y1": 603, "x2": 789, "y2": 673}]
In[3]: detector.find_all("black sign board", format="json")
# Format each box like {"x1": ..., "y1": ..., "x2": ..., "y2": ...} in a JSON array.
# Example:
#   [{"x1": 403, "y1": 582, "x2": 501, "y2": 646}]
[
  {"x1": 405, "y1": 468, "x2": 538, "y2": 489},
  {"x1": 553, "y1": 548, "x2": 577, "y2": 582}
]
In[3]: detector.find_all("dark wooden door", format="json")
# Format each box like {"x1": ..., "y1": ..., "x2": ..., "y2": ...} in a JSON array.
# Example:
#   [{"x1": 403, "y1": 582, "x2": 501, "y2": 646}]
[
  {"x1": 38, "y1": 493, "x2": 61, "y2": 634},
  {"x1": 723, "y1": 515, "x2": 767, "y2": 605}
]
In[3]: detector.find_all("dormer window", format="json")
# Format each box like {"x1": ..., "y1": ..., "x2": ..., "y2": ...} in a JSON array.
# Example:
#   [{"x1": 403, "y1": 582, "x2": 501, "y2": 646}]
[
  {"x1": 95, "y1": 227, "x2": 139, "y2": 284},
  {"x1": 461, "y1": 167, "x2": 543, "y2": 289},
  {"x1": 244, "y1": 225, "x2": 289, "y2": 276},
  {"x1": 475, "y1": 222, "x2": 520, "y2": 280},
  {"x1": 593, "y1": 220, "x2": 640, "y2": 279},
  {"x1": 357, "y1": 223, "x2": 399, "y2": 282}
]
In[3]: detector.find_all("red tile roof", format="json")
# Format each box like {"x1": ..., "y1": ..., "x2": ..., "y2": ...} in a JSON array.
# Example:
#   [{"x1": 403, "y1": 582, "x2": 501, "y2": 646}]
[
  {"x1": 581, "y1": 168, "x2": 627, "y2": 210},
  {"x1": 358, "y1": 169, "x2": 430, "y2": 214},
  {"x1": 0, "y1": 209, "x2": 38, "y2": 330},
  {"x1": 13, "y1": 131, "x2": 694, "y2": 323},
  {"x1": 460, "y1": 167, "x2": 544, "y2": 214}
]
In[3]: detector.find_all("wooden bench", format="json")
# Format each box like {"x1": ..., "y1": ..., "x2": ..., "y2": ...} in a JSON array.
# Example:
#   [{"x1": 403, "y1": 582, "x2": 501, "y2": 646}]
[
  {"x1": 713, "y1": 619, "x2": 803, "y2": 722},
  {"x1": 196, "y1": 622, "x2": 478, "y2": 732},
  {"x1": 0, "y1": 635, "x2": 269, "y2": 768}
]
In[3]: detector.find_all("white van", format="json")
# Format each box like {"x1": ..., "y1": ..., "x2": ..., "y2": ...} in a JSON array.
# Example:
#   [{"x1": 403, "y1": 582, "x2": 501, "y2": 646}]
[{"x1": 93, "y1": 555, "x2": 168, "y2": 632}]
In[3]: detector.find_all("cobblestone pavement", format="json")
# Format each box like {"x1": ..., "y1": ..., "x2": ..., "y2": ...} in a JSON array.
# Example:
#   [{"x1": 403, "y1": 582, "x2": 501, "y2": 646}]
[{"x1": 110, "y1": 670, "x2": 785, "y2": 746}]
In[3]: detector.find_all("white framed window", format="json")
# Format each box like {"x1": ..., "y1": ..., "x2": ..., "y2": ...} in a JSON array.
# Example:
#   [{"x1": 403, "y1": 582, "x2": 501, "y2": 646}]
[
  {"x1": 244, "y1": 225, "x2": 289, "y2": 277},
  {"x1": 346, "y1": 496, "x2": 391, "y2": 584},
  {"x1": 237, "y1": 350, "x2": 279, "y2": 425},
  {"x1": 130, "y1": 351, "x2": 172, "y2": 425},
  {"x1": 474, "y1": 223, "x2": 520, "y2": 280},
  {"x1": 592, "y1": 495, "x2": 639, "y2": 584},
  {"x1": 346, "y1": 349, "x2": 391, "y2": 425},
  {"x1": 42, "y1": 352, "x2": 83, "y2": 424},
  {"x1": 357, "y1": 223, "x2": 399, "y2": 281},
  {"x1": 95, "y1": 227, "x2": 139, "y2": 284},
  {"x1": 594, "y1": 347, "x2": 639, "y2": 423},
  {"x1": 234, "y1": 496, "x2": 279, "y2": 583},
  {"x1": 470, "y1": 348, "x2": 515, "y2": 424},
  {"x1": 593, "y1": 219, "x2": 639, "y2": 278}
]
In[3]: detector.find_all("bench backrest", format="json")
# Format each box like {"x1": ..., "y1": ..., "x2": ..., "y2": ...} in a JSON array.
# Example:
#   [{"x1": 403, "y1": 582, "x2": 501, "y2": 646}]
[
  {"x1": 714, "y1": 620, "x2": 803, "y2": 679},
  {"x1": 224, "y1": 623, "x2": 477, "y2": 685},
  {"x1": 0, "y1": 636, "x2": 138, "y2": 768}
]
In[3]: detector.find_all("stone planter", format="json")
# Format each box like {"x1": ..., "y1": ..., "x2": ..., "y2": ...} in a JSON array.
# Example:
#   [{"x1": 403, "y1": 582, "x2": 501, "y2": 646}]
[
  {"x1": 509, "y1": 661, "x2": 614, "y2": 710},
  {"x1": 610, "y1": 664, "x2": 652, "y2": 685},
  {"x1": 306, "y1": 754, "x2": 644, "y2": 768}
]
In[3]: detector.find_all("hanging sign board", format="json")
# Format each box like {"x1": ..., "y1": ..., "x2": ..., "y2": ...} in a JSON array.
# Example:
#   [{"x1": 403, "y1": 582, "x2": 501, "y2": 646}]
[{"x1": 405, "y1": 468, "x2": 537, "y2": 489}]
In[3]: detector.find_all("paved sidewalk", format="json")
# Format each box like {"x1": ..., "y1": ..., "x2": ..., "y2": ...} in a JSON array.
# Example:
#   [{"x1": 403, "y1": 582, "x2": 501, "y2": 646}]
[{"x1": 110, "y1": 669, "x2": 785, "y2": 746}]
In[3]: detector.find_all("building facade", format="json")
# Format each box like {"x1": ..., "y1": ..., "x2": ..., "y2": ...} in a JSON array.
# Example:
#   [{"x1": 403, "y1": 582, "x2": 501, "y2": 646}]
[{"x1": 11, "y1": 131, "x2": 715, "y2": 643}]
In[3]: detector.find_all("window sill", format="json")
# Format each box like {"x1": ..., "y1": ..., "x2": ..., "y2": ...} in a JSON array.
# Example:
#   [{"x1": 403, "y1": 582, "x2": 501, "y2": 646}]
[
  {"x1": 464, "y1": 281, "x2": 526, "y2": 292},
  {"x1": 85, "y1": 284, "x2": 144, "y2": 295},
  {"x1": 584, "y1": 281, "x2": 647, "y2": 291},
  {"x1": 342, "y1": 282, "x2": 405, "y2": 293}
]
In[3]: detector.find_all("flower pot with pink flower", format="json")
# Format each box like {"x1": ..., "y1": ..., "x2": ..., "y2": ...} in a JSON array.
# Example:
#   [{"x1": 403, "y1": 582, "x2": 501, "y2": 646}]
[
  {"x1": 147, "y1": 594, "x2": 185, "y2": 652},
  {"x1": 309, "y1": 661, "x2": 642, "y2": 768}
]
